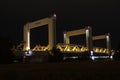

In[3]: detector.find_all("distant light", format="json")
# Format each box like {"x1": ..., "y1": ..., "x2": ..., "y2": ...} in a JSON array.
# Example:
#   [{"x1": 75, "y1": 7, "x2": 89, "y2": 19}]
[
  {"x1": 71, "y1": 56, "x2": 78, "y2": 59},
  {"x1": 90, "y1": 51, "x2": 93, "y2": 56},
  {"x1": 116, "y1": 50, "x2": 119, "y2": 52},
  {"x1": 87, "y1": 26, "x2": 91, "y2": 29},
  {"x1": 53, "y1": 13, "x2": 56, "y2": 17},
  {"x1": 24, "y1": 50, "x2": 33, "y2": 56},
  {"x1": 29, "y1": 50, "x2": 32, "y2": 54},
  {"x1": 110, "y1": 55, "x2": 113, "y2": 59},
  {"x1": 63, "y1": 57, "x2": 67, "y2": 60},
  {"x1": 63, "y1": 56, "x2": 78, "y2": 60},
  {"x1": 91, "y1": 56, "x2": 95, "y2": 60}
]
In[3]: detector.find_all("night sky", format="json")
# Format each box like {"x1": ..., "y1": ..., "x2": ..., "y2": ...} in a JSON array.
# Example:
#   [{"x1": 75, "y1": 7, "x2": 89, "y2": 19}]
[{"x1": 0, "y1": 0, "x2": 120, "y2": 50}]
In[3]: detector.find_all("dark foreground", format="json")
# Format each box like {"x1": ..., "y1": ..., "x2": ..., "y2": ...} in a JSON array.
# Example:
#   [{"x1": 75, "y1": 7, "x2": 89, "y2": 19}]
[{"x1": 0, "y1": 60, "x2": 120, "y2": 80}]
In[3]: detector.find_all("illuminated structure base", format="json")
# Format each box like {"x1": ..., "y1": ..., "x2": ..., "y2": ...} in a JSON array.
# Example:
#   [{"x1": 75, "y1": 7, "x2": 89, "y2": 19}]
[{"x1": 13, "y1": 51, "x2": 113, "y2": 63}]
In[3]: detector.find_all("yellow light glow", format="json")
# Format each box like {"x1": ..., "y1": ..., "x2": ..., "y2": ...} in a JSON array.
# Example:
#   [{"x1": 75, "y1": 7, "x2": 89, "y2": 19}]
[{"x1": 27, "y1": 31, "x2": 30, "y2": 50}]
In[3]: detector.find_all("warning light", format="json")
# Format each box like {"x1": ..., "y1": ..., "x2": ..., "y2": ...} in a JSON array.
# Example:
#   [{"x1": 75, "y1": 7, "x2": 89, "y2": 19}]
[
  {"x1": 106, "y1": 33, "x2": 110, "y2": 36},
  {"x1": 87, "y1": 26, "x2": 91, "y2": 29},
  {"x1": 53, "y1": 13, "x2": 56, "y2": 17}
]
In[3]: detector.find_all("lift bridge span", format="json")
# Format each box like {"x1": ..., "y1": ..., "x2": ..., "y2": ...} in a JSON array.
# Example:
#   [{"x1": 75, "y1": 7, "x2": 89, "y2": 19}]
[{"x1": 31, "y1": 27, "x2": 112, "y2": 55}]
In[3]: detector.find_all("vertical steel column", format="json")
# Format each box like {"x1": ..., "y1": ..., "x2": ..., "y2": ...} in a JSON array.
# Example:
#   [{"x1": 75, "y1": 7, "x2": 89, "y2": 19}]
[
  {"x1": 63, "y1": 31, "x2": 70, "y2": 44},
  {"x1": 86, "y1": 26, "x2": 93, "y2": 53},
  {"x1": 106, "y1": 33, "x2": 111, "y2": 54},
  {"x1": 23, "y1": 23, "x2": 30, "y2": 50},
  {"x1": 48, "y1": 14, "x2": 57, "y2": 50}
]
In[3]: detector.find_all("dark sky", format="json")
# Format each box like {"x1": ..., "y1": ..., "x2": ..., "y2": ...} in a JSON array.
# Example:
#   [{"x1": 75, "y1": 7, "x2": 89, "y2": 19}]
[{"x1": 0, "y1": 0, "x2": 120, "y2": 50}]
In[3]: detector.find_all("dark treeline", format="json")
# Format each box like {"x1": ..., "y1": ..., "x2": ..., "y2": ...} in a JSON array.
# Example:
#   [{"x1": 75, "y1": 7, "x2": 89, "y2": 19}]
[
  {"x1": 113, "y1": 40, "x2": 120, "y2": 59},
  {"x1": 0, "y1": 36, "x2": 15, "y2": 64},
  {"x1": 117, "y1": 41, "x2": 120, "y2": 51}
]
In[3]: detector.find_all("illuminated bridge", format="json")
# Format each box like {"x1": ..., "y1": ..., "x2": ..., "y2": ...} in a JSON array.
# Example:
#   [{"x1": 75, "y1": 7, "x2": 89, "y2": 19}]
[{"x1": 12, "y1": 14, "x2": 115, "y2": 62}]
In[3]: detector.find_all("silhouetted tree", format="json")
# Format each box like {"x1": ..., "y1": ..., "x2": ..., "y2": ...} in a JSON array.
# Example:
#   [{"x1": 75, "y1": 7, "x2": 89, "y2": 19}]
[
  {"x1": 0, "y1": 36, "x2": 15, "y2": 64},
  {"x1": 49, "y1": 47, "x2": 63, "y2": 62},
  {"x1": 113, "y1": 40, "x2": 120, "y2": 60}
]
